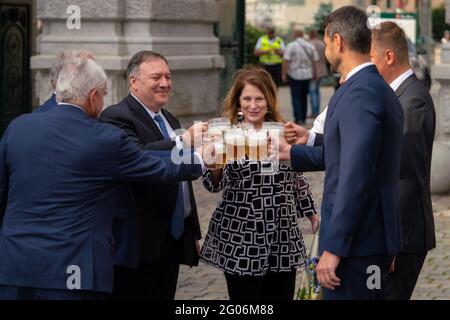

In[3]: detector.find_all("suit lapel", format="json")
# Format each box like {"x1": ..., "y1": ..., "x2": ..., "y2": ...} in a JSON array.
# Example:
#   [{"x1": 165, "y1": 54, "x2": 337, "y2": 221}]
[
  {"x1": 395, "y1": 74, "x2": 417, "y2": 98},
  {"x1": 161, "y1": 109, "x2": 181, "y2": 130},
  {"x1": 326, "y1": 65, "x2": 378, "y2": 122},
  {"x1": 126, "y1": 94, "x2": 165, "y2": 140}
]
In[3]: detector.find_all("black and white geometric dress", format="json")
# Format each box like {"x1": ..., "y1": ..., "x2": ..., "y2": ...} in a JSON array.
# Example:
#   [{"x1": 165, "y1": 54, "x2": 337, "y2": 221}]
[{"x1": 200, "y1": 161, "x2": 318, "y2": 276}]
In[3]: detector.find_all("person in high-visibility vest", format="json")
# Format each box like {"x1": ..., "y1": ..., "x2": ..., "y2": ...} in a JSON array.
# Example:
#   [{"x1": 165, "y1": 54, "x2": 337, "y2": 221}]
[{"x1": 254, "y1": 24, "x2": 285, "y2": 87}]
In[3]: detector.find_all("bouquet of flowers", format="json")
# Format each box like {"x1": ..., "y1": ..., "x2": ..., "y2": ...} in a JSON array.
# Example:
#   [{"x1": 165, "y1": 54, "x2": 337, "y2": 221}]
[{"x1": 297, "y1": 225, "x2": 322, "y2": 300}]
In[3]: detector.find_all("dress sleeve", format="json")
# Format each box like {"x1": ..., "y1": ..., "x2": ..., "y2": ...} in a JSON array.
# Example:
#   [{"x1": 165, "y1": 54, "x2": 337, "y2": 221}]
[
  {"x1": 202, "y1": 168, "x2": 226, "y2": 193},
  {"x1": 294, "y1": 173, "x2": 318, "y2": 218}
]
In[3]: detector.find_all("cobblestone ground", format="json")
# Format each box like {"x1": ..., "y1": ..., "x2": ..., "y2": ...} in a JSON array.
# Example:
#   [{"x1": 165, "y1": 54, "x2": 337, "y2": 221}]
[{"x1": 175, "y1": 86, "x2": 450, "y2": 300}]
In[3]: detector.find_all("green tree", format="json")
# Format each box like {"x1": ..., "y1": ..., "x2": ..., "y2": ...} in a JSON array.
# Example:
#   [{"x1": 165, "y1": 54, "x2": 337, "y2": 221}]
[
  {"x1": 432, "y1": 4, "x2": 450, "y2": 41},
  {"x1": 312, "y1": 2, "x2": 333, "y2": 36},
  {"x1": 245, "y1": 23, "x2": 265, "y2": 65}
]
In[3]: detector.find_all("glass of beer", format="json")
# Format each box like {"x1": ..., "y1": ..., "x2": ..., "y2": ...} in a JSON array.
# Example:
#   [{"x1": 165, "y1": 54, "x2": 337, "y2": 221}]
[
  {"x1": 213, "y1": 138, "x2": 226, "y2": 168},
  {"x1": 207, "y1": 117, "x2": 231, "y2": 142},
  {"x1": 246, "y1": 129, "x2": 268, "y2": 161},
  {"x1": 263, "y1": 122, "x2": 284, "y2": 140},
  {"x1": 224, "y1": 128, "x2": 246, "y2": 163}
]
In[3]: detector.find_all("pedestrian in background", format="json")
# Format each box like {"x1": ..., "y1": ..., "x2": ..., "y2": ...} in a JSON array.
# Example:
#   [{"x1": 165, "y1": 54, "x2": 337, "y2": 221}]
[
  {"x1": 254, "y1": 23, "x2": 286, "y2": 88},
  {"x1": 308, "y1": 30, "x2": 328, "y2": 118}
]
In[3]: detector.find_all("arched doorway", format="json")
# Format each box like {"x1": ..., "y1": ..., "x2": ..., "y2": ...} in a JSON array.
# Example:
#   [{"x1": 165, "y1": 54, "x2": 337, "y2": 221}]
[{"x1": 0, "y1": 1, "x2": 32, "y2": 136}]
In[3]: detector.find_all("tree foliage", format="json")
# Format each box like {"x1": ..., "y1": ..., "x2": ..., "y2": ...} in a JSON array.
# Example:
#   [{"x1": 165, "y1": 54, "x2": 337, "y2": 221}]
[
  {"x1": 432, "y1": 4, "x2": 450, "y2": 41},
  {"x1": 312, "y1": 2, "x2": 333, "y2": 36},
  {"x1": 245, "y1": 23, "x2": 265, "y2": 65}
]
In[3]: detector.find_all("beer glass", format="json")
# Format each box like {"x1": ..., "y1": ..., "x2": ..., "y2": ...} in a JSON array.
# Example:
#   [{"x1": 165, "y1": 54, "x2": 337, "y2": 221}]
[
  {"x1": 207, "y1": 117, "x2": 230, "y2": 142},
  {"x1": 263, "y1": 122, "x2": 284, "y2": 140},
  {"x1": 213, "y1": 138, "x2": 226, "y2": 168},
  {"x1": 224, "y1": 128, "x2": 246, "y2": 163},
  {"x1": 246, "y1": 129, "x2": 268, "y2": 161}
]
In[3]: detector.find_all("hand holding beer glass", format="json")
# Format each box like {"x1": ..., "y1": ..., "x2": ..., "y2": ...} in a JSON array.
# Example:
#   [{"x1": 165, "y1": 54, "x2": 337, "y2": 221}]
[
  {"x1": 205, "y1": 117, "x2": 230, "y2": 169},
  {"x1": 263, "y1": 122, "x2": 284, "y2": 161}
]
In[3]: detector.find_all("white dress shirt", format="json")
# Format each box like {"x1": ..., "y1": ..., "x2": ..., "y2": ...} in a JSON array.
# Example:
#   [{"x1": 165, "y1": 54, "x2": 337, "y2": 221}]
[
  {"x1": 306, "y1": 65, "x2": 413, "y2": 146},
  {"x1": 344, "y1": 62, "x2": 374, "y2": 82},
  {"x1": 390, "y1": 69, "x2": 414, "y2": 92}
]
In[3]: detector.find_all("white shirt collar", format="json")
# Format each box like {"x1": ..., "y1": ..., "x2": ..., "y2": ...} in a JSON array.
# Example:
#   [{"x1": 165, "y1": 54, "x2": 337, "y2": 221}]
[
  {"x1": 389, "y1": 69, "x2": 414, "y2": 92},
  {"x1": 57, "y1": 102, "x2": 86, "y2": 114},
  {"x1": 130, "y1": 92, "x2": 163, "y2": 119},
  {"x1": 345, "y1": 62, "x2": 374, "y2": 82}
]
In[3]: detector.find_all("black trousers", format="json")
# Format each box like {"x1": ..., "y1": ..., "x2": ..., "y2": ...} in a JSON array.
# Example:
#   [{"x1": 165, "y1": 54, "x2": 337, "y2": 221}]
[
  {"x1": 262, "y1": 64, "x2": 283, "y2": 88},
  {"x1": 287, "y1": 76, "x2": 310, "y2": 123},
  {"x1": 224, "y1": 270, "x2": 296, "y2": 300},
  {"x1": 386, "y1": 252, "x2": 427, "y2": 300},
  {"x1": 0, "y1": 284, "x2": 109, "y2": 300},
  {"x1": 323, "y1": 255, "x2": 393, "y2": 300},
  {"x1": 113, "y1": 233, "x2": 181, "y2": 300}
]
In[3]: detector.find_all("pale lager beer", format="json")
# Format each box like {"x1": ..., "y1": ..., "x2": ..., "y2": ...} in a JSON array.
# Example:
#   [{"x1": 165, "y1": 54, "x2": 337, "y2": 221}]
[
  {"x1": 246, "y1": 129, "x2": 268, "y2": 161},
  {"x1": 225, "y1": 128, "x2": 246, "y2": 162}
]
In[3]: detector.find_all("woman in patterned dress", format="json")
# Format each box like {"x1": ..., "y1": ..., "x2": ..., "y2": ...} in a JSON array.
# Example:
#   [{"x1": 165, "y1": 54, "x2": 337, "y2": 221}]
[{"x1": 200, "y1": 65, "x2": 320, "y2": 300}]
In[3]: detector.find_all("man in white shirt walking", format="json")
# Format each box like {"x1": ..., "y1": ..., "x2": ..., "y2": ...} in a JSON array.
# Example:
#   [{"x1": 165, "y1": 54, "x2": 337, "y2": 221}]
[{"x1": 282, "y1": 29, "x2": 319, "y2": 124}]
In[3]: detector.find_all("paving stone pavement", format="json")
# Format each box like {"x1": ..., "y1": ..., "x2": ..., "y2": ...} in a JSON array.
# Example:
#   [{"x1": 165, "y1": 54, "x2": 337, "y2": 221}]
[{"x1": 175, "y1": 86, "x2": 450, "y2": 300}]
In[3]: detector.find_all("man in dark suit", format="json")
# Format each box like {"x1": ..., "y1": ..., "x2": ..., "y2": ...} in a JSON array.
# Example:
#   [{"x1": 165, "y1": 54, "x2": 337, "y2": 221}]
[
  {"x1": 0, "y1": 57, "x2": 206, "y2": 300},
  {"x1": 277, "y1": 6, "x2": 404, "y2": 299},
  {"x1": 99, "y1": 51, "x2": 207, "y2": 300},
  {"x1": 371, "y1": 22, "x2": 436, "y2": 300},
  {"x1": 285, "y1": 22, "x2": 437, "y2": 300},
  {"x1": 34, "y1": 49, "x2": 95, "y2": 113}
]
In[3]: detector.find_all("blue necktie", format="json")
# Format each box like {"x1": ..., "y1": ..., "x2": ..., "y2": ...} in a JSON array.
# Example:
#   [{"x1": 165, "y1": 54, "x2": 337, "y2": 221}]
[{"x1": 153, "y1": 114, "x2": 185, "y2": 239}]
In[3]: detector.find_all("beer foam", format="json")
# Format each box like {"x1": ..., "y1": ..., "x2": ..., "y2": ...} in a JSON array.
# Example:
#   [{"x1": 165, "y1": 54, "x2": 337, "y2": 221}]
[
  {"x1": 214, "y1": 142, "x2": 224, "y2": 153},
  {"x1": 267, "y1": 128, "x2": 283, "y2": 137},
  {"x1": 247, "y1": 133, "x2": 267, "y2": 146},
  {"x1": 225, "y1": 134, "x2": 245, "y2": 145},
  {"x1": 208, "y1": 125, "x2": 228, "y2": 135}
]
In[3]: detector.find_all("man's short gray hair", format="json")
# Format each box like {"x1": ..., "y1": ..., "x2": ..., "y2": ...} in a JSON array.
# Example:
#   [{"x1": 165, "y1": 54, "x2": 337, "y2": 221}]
[
  {"x1": 50, "y1": 49, "x2": 94, "y2": 90},
  {"x1": 56, "y1": 57, "x2": 107, "y2": 104}
]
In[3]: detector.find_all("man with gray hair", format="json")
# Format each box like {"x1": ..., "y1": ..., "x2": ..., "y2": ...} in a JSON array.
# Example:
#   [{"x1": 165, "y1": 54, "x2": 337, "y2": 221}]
[
  {"x1": 34, "y1": 48, "x2": 94, "y2": 113},
  {"x1": 99, "y1": 50, "x2": 207, "y2": 300},
  {"x1": 0, "y1": 57, "x2": 206, "y2": 299}
]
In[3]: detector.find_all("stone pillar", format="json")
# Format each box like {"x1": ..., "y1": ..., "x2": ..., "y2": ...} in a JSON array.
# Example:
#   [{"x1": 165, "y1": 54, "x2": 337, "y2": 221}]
[
  {"x1": 430, "y1": 0, "x2": 450, "y2": 194},
  {"x1": 31, "y1": 0, "x2": 224, "y2": 124}
]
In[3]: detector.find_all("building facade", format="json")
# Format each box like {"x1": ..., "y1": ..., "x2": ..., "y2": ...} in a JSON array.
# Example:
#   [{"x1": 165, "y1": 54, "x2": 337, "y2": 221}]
[{"x1": 31, "y1": 0, "x2": 225, "y2": 124}]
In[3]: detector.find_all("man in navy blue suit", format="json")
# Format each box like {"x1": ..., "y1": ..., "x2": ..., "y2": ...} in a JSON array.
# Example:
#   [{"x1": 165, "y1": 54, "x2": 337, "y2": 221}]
[
  {"x1": 34, "y1": 49, "x2": 94, "y2": 113},
  {"x1": 278, "y1": 6, "x2": 404, "y2": 300},
  {"x1": 0, "y1": 57, "x2": 208, "y2": 299}
]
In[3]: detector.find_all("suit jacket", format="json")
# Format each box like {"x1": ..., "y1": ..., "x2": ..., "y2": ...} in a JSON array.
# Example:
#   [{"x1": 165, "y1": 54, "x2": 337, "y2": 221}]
[
  {"x1": 0, "y1": 105, "x2": 202, "y2": 293},
  {"x1": 99, "y1": 94, "x2": 202, "y2": 267},
  {"x1": 34, "y1": 93, "x2": 57, "y2": 113},
  {"x1": 291, "y1": 65, "x2": 404, "y2": 258},
  {"x1": 396, "y1": 74, "x2": 436, "y2": 253}
]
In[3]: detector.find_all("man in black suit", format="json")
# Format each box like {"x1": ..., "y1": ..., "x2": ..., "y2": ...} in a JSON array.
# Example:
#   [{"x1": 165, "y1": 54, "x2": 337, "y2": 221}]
[
  {"x1": 99, "y1": 51, "x2": 207, "y2": 300},
  {"x1": 371, "y1": 22, "x2": 436, "y2": 299}
]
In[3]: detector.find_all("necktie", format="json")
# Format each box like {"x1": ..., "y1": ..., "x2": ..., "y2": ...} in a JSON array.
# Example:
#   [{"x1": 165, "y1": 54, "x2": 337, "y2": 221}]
[{"x1": 153, "y1": 114, "x2": 185, "y2": 239}]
